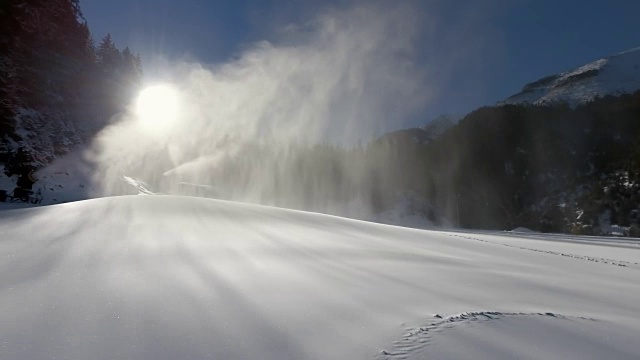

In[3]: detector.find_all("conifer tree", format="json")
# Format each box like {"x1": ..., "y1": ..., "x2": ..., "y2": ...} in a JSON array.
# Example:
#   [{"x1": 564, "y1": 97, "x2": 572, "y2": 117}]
[{"x1": 96, "y1": 34, "x2": 121, "y2": 67}]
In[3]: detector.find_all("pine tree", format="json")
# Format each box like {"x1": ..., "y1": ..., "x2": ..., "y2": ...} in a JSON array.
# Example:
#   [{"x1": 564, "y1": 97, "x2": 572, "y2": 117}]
[{"x1": 96, "y1": 34, "x2": 121, "y2": 67}]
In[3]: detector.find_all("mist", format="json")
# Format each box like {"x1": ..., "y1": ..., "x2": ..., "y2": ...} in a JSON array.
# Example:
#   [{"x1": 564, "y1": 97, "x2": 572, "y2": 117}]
[{"x1": 87, "y1": 1, "x2": 438, "y2": 219}]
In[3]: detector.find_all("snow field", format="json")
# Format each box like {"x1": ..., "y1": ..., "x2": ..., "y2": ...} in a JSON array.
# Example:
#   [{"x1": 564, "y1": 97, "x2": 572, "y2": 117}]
[{"x1": 0, "y1": 195, "x2": 639, "y2": 359}]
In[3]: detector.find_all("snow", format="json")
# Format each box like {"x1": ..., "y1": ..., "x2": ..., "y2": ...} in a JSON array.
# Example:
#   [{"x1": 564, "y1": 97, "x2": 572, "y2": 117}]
[
  {"x1": 501, "y1": 47, "x2": 640, "y2": 106},
  {"x1": 0, "y1": 149, "x2": 97, "y2": 207},
  {"x1": 1, "y1": 195, "x2": 639, "y2": 359},
  {"x1": 376, "y1": 193, "x2": 437, "y2": 229},
  {"x1": 122, "y1": 176, "x2": 155, "y2": 195},
  {"x1": 511, "y1": 226, "x2": 535, "y2": 233},
  {"x1": 599, "y1": 209, "x2": 630, "y2": 237},
  {"x1": 420, "y1": 114, "x2": 463, "y2": 136},
  {"x1": 384, "y1": 312, "x2": 639, "y2": 360},
  {"x1": 0, "y1": 150, "x2": 148, "y2": 207}
]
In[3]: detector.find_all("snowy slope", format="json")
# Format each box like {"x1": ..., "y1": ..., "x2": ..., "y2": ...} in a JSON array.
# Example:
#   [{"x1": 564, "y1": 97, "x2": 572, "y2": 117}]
[
  {"x1": 1, "y1": 195, "x2": 639, "y2": 359},
  {"x1": 501, "y1": 47, "x2": 640, "y2": 105}
]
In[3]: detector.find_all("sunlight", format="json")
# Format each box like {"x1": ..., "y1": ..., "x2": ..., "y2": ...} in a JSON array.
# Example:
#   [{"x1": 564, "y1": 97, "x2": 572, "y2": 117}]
[{"x1": 135, "y1": 85, "x2": 179, "y2": 129}]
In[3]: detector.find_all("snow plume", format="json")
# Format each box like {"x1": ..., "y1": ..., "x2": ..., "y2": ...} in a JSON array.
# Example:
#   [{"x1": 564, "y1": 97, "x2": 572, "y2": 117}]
[{"x1": 87, "y1": 1, "x2": 433, "y2": 216}]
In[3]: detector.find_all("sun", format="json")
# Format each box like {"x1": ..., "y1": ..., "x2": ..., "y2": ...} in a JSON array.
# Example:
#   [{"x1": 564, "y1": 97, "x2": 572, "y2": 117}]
[{"x1": 135, "y1": 85, "x2": 179, "y2": 129}]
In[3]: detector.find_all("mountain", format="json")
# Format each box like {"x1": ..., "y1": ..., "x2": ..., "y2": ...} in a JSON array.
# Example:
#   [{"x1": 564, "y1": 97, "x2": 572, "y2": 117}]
[
  {"x1": 1, "y1": 195, "x2": 639, "y2": 359},
  {"x1": 501, "y1": 47, "x2": 640, "y2": 106}
]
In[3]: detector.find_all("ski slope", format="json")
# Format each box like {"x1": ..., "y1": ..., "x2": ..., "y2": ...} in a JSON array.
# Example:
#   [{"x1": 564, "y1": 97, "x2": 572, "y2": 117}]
[{"x1": 0, "y1": 195, "x2": 639, "y2": 359}]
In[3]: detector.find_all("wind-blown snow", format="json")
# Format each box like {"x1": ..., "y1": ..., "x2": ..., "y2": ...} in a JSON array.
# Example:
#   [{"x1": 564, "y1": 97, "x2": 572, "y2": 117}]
[
  {"x1": 0, "y1": 195, "x2": 639, "y2": 359},
  {"x1": 501, "y1": 47, "x2": 640, "y2": 106}
]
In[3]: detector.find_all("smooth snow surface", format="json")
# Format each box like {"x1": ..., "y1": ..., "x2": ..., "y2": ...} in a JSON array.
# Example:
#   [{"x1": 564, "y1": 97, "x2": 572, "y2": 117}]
[{"x1": 1, "y1": 195, "x2": 639, "y2": 359}]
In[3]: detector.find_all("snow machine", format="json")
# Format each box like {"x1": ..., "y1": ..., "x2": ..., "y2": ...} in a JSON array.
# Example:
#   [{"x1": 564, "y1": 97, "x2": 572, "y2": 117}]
[{"x1": 0, "y1": 188, "x2": 43, "y2": 204}]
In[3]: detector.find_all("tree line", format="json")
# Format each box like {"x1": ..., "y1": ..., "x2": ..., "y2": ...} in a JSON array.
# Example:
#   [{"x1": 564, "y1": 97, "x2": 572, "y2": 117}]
[
  {"x1": 0, "y1": 0, "x2": 142, "y2": 167},
  {"x1": 193, "y1": 91, "x2": 640, "y2": 236}
]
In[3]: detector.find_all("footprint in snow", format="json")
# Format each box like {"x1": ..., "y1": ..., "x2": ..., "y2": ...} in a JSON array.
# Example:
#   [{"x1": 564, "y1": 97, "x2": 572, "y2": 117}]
[{"x1": 375, "y1": 311, "x2": 640, "y2": 360}]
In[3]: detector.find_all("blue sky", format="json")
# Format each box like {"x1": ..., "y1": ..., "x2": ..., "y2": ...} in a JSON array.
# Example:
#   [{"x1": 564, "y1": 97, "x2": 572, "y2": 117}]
[{"x1": 80, "y1": 0, "x2": 640, "y2": 127}]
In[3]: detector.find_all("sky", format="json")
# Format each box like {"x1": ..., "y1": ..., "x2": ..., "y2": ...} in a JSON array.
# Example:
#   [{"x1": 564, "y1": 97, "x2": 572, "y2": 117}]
[{"x1": 80, "y1": 0, "x2": 640, "y2": 128}]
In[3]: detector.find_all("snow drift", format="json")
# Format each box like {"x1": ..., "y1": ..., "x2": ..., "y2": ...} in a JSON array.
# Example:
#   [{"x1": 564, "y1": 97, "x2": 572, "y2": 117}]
[{"x1": 0, "y1": 195, "x2": 639, "y2": 359}]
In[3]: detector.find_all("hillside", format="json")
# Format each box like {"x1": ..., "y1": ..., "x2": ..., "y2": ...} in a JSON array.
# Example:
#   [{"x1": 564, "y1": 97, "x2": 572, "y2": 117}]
[
  {"x1": 0, "y1": 195, "x2": 639, "y2": 359},
  {"x1": 501, "y1": 47, "x2": 640, "y2": 105}
]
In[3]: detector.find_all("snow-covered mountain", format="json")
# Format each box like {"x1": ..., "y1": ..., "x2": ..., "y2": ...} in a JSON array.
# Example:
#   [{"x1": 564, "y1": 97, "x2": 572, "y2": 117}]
[
  {"x1": 1, "y1": 195, "x2": 639, "y2": 359},
  {"x1": 501, "y1": 47, "x2": 640, "y2": 106},
  {"x1": 420, "y1": 114, "x2": 462, "y2": 137}
]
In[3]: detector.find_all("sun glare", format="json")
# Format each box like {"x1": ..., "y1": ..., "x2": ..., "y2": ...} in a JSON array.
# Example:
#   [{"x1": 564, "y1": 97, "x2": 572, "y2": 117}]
[{"x1": 136, "y1": 85, "x2": 179, "y2": 129}]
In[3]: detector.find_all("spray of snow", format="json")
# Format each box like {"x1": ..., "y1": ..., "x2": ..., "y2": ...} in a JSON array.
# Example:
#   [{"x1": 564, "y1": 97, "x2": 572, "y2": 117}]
[
  {"x1": 78, "y1": 0, "x2": 502, "y2": 224},
  {"x1": 87, "y1": 1, "x2": 429, "y2": 204}
]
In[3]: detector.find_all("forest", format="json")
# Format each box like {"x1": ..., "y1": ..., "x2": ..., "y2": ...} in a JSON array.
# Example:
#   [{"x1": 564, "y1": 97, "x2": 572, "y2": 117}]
[{"x1": 0, "y1": 0, "x2": 141, "y2": 167}]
